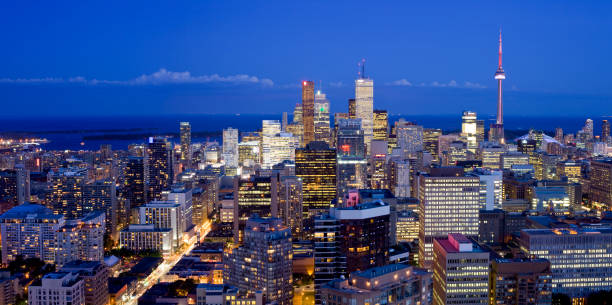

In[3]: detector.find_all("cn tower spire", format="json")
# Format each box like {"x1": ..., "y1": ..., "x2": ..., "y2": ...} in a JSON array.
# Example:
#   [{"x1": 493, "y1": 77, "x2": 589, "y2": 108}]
[{"x1": 498, "y1": 29, "x2": 503, "y2": 69}]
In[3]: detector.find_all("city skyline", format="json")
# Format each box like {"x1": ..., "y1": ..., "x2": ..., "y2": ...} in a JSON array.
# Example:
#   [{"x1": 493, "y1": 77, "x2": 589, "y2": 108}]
[{"x1": 1, "y1": 1, "x2": 611, "y2": 116}]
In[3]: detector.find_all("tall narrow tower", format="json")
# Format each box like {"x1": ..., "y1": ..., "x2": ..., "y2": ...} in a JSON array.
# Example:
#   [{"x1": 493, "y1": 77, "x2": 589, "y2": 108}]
[
  {"x1": 489, "y1": 30, "x2": 506, "y2": 144},
  {"x1": 302, "y1": 81, "x2": 315, "y2": 146}
]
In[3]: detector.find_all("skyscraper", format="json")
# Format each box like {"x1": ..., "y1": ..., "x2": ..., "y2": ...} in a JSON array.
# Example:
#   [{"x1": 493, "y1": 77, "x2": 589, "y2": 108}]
[
  {"x1": 396, "y1": 119, "x2": 423, "y2": 157},
  {"x1": 123, "y1": 156, "x2": 146, "y2": 208},
  {"x1": 261, "y1": 120, "x2": 299, "y2": 169},
  {"x1": 490, "y1": 258, "x2": 552, "y2": 305},
  {"x1": 355, "y1": 75, "x2": 374, "y2": 152},
  {"x1": 602, "y1": 119, "x2": 610, "y2": 140},
  {"x1": 589, "y1": 159, "x2": 612, "y2": 209},
  {"x1": 146, "y1": 137, "x2": 173, "y2": 201},
  {"x1": 584, "y1": 118, "x2": 594, "y2": 140},
  {"x1": 302, "y1": 81, "x2": 315, "y2": 145},
  {"x1": 423, "y1": 128, "x2": 442, "y2": 163},
  {"x1": 336, "y1": 119, "x2": 367, "y2": 204},
  {"x1": 490, "y1": 31, "x2": 506, "y2": 144},
  {"x1": 418, "y1": 168, "x2": 480, "y2": 268},
  {"x1": 314, "y1": 91, "x2": 331, "y2": 145},
  {"x1": 233, "y1": 175, "x2": 278, "y2": 242},
  {"x1": 295, "y1": 141, "x2": 336, "y2": 218},
  {"x1": 223, "y1": 127, "x2": 239, "y2": 169},
  {"x1": 0, "y1": 166, "x2": 30, "y2": 205},
  {"x1": 432, "y1": 233, "x2": 489, "y2": 305},
  {"x1": 180, "y1": 122, "x2": 191, "y2": 167},
  {"x1": 555, "y1": 127, "x2": 564, "y2": 143},
  {"x1": 83, "y1": 179, "x2": 117, "y2": 238},
  {"x1": 48, "y1": 167, "x2": 87, "y2": 219},
  {"x1": 461, "y1": 111, "x2": 478, "y2": 153},
  {"x1": 373, "y1": 110, "x2": 388, "y2": 141},
  {"x1": 348, "y1": 98, "x2": 356, "y2": 119},
  {"x1": 224, "y1": 216, "x2": 292, "y2": 305}
]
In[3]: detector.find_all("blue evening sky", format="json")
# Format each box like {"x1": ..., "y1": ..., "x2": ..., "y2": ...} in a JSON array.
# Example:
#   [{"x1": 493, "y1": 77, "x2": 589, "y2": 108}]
[{"x1": 0, "y1": 1, "x2": 610, "y2": 116}]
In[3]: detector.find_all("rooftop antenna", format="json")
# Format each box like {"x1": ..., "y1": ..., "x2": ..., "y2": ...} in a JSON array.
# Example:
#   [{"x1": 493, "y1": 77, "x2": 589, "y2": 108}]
[{"x1": 358, "y1": 58, "x2": 366, "y2": 79}]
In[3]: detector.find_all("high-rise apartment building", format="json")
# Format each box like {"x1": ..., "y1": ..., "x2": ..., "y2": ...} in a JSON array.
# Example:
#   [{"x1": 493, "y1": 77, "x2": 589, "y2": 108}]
[
  {"x1": 490, "y1": 258, "x2": 552, "y2": 305},
  {"x1": 373, "y1": 110, "x2": 388, "y2": 142},
  {"x1": 336, "y1": 119, "x2": 367, "y2": 203},
  {"x1": 277, "y1": 176, "x2": 303, "y2": 239},
  {"x1": 314, "y1": 91, "x2": 331, "y2": 145},
  {"x1": 295, "y1": 141, "x2": 336, "y2": 217},
  {"x1": 83, "y1": 179, "x2": 117, "y2": 237},
  {"x1": 0, "y1": 203, "x2": 64, "y2": 264},
  {"x1": 123, "y1": 156, "x2": 146, "y2": 209},
  {"x1": 432, "y1": 233, "x2": 489, "y2": 305},
  {"x1": 602, "y1": 120, "x2": 610, "y2": 140},
  {"x1": 48, "y1": 167, "x2": 87, "y2": 219},
  {"x1": 0, "y1": 166, "x2": 29, "y2": 205},
  {"x1": 418, "y1": 168, "x2": 480, "y2": 268},
  {"x1": 60, "y1": 260, "x2": 110, "y2": 305},
  {"x1": 355, "y1": 77, "x2": 374, "y2": 152},
  {"x1": 180, "y1": 122, "x2": 191, "y2": 167},
  {"x1": 223, "y1": 127, "x2": 239, "y2": 169},
  {"x1": 139, "y1": 201, "x2": 184, "y2": 249},
  {"x1": 520, "y1": 228, "x2": 612, "y2": 299},
  {"x1": 224, "y1": 217, "x2": 292, "y2": 305},
  {"x1": 146, "y1": 137, "x2": 173, "y2": 201},
  {"x1": 55, "y1": 211, "x2": 105, "y2": 267},
  {"x1": 302, "y1": 81, "x2": 315, "y2": 145},
  {"x1": 28, "y1": 272, "x2": 84, "y2": 305},
  {"x1": 313, "y1": 214, "x2": 344, "y2": 305}
]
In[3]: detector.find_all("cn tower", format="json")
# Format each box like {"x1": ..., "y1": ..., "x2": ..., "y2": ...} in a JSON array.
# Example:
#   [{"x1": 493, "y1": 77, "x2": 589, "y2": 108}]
[{"x1": 490, "y1": 29, "x2": 505, "y2": 144}]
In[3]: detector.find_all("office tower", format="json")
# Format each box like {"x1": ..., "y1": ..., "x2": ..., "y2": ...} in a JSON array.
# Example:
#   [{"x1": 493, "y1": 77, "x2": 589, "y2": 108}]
[
  {"x1": 293, "y1": 103, "x2": 303, "y2": 124},
  {"x1": 603, "y1": 120, "x2": 610, "y2": 140},
  {"x1": 119, "y1": 224, "x2": 173, "y2": 256},
  {"x1": 396, "y1": 210, "x2": 419, "y2": 242},
  {"x1": 369, "y1": 140, "x2": 388, "y2": 189},
  {"x1": 139, "y1": 201, "x2": 183, "y2": 249},
  {"x1": 0, "y1": 166, "x2": 29, "y2": 205},
  {"x1": 500, "y1": 152, "x2": 529, "y2": 169},
  {"x1": 313, "y1": 214, "x2": 343, "y2": 305},
  {"x1": 55, "y1": 211, "x2": 105, "y2": 267},
  {"x1": 48, "y1": 167, "x2": 87, "y2": 219},
  {"x1": 520, "y1": 228, "x2": 612, "y2": 299},
  {"x1": 396, "y1": 119, "x2": 423, "y2": 157},
  {"x1": 392, "y1": 159, "x2": 411, "y2": 198},
  {"x1": 224, "y1": 217, "x2": 292, "y2": 305},
  {"x1": 319, "y1": 264, "x2": 432, "y2": 305},
  {"x1": 282, "y1": 111, "x2": 288, "y2": 131},
  {"x1": 555, "y1": 127, "x2": 564, "y2": 143},
  {"x1": 490, "y1": 258, "x2": 552, "y2": 305},
  {"x1": 332, "y1": 112, "x2": 349, "y2": 147},
  {"x1": 278, "y1": 176, "x2": 303, "y2": 239},
  {"x1": 489, "y1": 31, "x2": 506, "y2": 144},
  {"x1": 334, "y1": 201, "x2": 390, "y2": 273},
  {"x1": 60, "y1": 261, "x2": 109, "y2": 305},
  {"x1": 355, "y1": 74, "x2": 374, "y2": 152},
  {"x1": 302, "y1": 81, "x2": 315, "y2": 145},
  {"x1": 0, "y1": 203, "x2": 64, "y2": 264},
  {"x1": 530, "y1": 186, "x2": 570, "y2": 212},
  {"x1": 478, "y1": 209, "x2": 505, "y2": 244},
  {"x1": 238, "y1": 141, "x2": 260, "y2": 167},
  {"x1": 461, "y1": 111, "x2": 479, "y2": 153},
  {"x1": 261, "y1": 120, "x2": 299, "y2": 169},
  {"x1": 479, "y1": 141, "x2": 505, "y2": 169},
  {"x1": 589, "y1": 159, "x2": 612, "y2": 209},
  {"x1": 233, "y1": 176, "x2": 278, "y2": 242},
  {"x1": 418, "y1": 169, "x2": 480, "y2": 268},
  {"x1": 83, "y1": 179, "x2": 117, "y2": 237},
  {"x1": 168, "y1": 186, "x2": 194, "y2": 231},
  {"x1": 336, "y1": 119, "x2": 367, "y2": 203},
  {"x1": 295, "y1": 141, "x2": 336, "y2": 217},
  {"x1": 313, "y1": 91, "x2": 331, "y2": 145},
  {"x1": 423, "y1": 128, "x2": 442, "y2": 163},
  {"x1": 556, "y1": 161, "x2": 581, "y2": 183},
  {"x1": 438, "y1": 134, "x2": 460, "y2": 158},
  {"x1": 468, "y1": 169, "x2": 503, "y2": 210},
  {"x1": 584, "y1": 118, "x2": 594, "y2": 140},
  {"x1": 28, "y1": 272, "x2": 84, "y2": 305},
  {"x1": 180, "y1": 122, "x2": 191, "y2": 167},
  {"x1": 123, "y1": 156, "x2": 146, "y2": 224},
  {"x1": 223, "y1": 127, "x2": 239, "y2": 170},
  {"x1": 373, "y1": 110, "x2": 388, "y2": 141},
  {"x1": 348, "y1": 98, "x2": 356, "y2": 119},
  {"x1": 432, "y1": 233, "x2": 489, "y2": 305},
  {"x1": 146, "y1": 137, "x2": 173, "y2": 201},
  {"x1": 476, "y1": 119, "x2": 485, "y2": 143}
]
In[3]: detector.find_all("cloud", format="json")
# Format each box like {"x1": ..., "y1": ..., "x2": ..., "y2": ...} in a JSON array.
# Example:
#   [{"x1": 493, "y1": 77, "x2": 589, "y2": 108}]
[
  {"x1": 389, "y1": 79, "x2": 485, "y2": 89},
  {"x1": 0, "y1": 69, "x2": 274, "y2": 87},
  {"x1": 388, "y1": 79, "x2": 413, "y2": 86}
]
